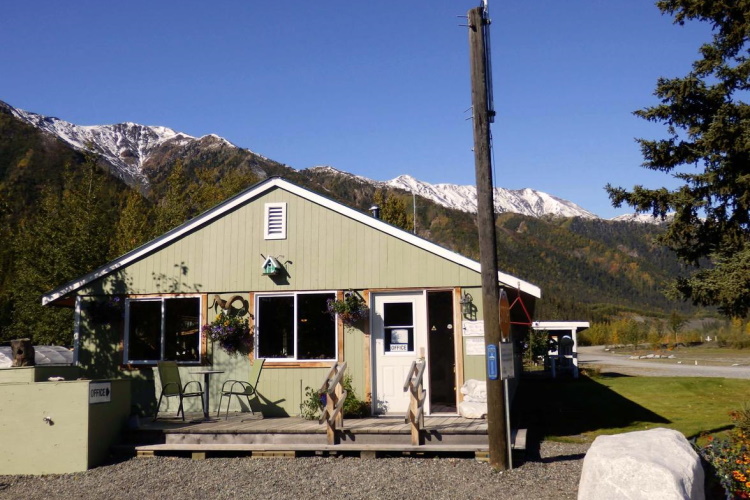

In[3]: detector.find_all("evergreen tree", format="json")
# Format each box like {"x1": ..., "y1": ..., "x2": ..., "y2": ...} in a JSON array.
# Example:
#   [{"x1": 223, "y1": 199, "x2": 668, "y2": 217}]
[
  {"x1": 668, "y1": 310, "x2": 687, "y2": 345},
  {"x1": 109, "y1": 190, "x2": 153, "y2": 259},
  {"x1": 9, "y1": 185, "x2": 75, "y2": 343},
  {"x1": 8, "y1": 153, "x2": 117, "y2": 344},
  {"x1": 0, "y1": 186, "x2": 13, "y2": 339},
  {"x1": 373, "y1": 189, "x2": 411, "y2": 231},
  {"x1": 190, "y1": 166, "x2": 258, "y2": 215},
  {"x1": 607, "y1": 1, "x2": 750, "y2": 317},
  {"x1": 153, "y1": 160, "x2": 191, "y2": 235}
]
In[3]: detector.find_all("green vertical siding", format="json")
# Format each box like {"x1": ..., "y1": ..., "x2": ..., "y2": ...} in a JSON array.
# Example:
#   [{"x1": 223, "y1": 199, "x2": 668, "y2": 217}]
[
  {"x1": 82, "y1": 188, "x2": 483, "y2": 295},
  {"x1": 69, "y1": 186, "x2": 538, "y2": 416},
  {"x1": 343, "y1": 325, "x2": 366, "y2": 402}
]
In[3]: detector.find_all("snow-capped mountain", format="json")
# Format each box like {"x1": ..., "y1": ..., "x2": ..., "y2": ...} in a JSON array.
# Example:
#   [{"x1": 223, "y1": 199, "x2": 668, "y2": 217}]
[
  {"x1": 386, "y1": 174, "x2": 599, "y2": 219},
  {"x1": 6, "y1": 104, "x2": 198, "y2": 186},
  {"x1": 3, "y1": 100, "x2": 276, "y2": 191},
  {"x1": 610, "y1": 212, "x2": 674, "y2": 225},
  {"x1": 3, "y1": 100, "x2": 655, "y2": 222},
  {"x1": 307, "y1": 167, "x2": 599, "y2": 219}
]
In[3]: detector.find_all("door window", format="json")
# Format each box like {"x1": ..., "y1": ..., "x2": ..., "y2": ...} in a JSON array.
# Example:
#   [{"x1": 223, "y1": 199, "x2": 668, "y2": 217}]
[{"x1": 383, "y1": 302, "x2": 414, "y2": 353}]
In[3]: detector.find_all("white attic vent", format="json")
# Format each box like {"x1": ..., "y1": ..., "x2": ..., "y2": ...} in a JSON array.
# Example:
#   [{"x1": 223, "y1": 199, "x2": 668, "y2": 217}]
[{"x1": 264, "y1": 202, "x2": 287, "y2": 240}]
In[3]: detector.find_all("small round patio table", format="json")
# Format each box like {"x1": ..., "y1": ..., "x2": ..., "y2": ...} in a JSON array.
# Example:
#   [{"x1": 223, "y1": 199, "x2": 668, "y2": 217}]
[{"x1": 191, "y1": 369, "x2": 224, "y2": 421}]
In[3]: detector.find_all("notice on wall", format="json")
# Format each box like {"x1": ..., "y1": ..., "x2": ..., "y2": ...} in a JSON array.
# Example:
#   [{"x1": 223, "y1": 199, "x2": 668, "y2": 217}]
[
  {"x1": 89, "y1": 382, "x2": 111, "y2": 404},
  {"x1": 462, "y1": 320, "x2": 484, "y2": 337},
  {"x1": 465, "y1": 337, "x2": 485, "y2": 356}
]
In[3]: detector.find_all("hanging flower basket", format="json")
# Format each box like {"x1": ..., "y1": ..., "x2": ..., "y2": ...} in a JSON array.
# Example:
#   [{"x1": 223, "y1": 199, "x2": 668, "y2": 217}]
[
  {"x1": 202, "y1": 311, "x2": 252, "y2": 356},
  {"x1": 326, "y1": 291, "x2": 369, "y2": 326}
]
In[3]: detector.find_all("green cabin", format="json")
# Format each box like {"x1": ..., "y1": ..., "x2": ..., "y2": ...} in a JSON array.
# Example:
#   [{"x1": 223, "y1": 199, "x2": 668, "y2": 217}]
[{"x1": 42, "y1": 178, "x2": 540, "y2": 418}]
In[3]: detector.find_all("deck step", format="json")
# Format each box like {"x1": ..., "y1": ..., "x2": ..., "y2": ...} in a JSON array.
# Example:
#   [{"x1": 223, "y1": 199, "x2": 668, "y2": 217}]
[
  {"x1": 163, "y1": 430, "x2": 489, "y2": 446},
  {"x1": 123, "y1": 415, "x2": 501, "y2": 460},
  {"x1": 135, "y1": 442, "x2": 490, "y2": 460}
]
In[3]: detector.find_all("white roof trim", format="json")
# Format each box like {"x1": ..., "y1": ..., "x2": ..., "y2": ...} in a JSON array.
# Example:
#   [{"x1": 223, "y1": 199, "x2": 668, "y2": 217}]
[{"x1": 42, "y1": 178, "x2": 541, "y2": 305}]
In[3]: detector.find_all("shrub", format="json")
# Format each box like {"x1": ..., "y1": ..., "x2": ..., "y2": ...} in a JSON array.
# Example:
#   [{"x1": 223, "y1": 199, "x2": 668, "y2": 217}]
[
  {"x1": 299, "y1": 374, "x2": 370, "y2": 420},
  {"x1": 696, "y1": 403, "x2": 750, "y2": 498},
  {"x1": 342, "y1": 374, "x2": 370, "y2": 418},
  {"x1": 300, "y1": 386, "x2": 324, "y2": 420}
]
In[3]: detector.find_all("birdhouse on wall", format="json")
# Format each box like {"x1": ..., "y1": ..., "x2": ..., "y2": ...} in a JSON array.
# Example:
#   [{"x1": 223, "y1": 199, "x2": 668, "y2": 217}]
[{"x1": 262, "y1": 256, "x2": 282, "y2": 276}]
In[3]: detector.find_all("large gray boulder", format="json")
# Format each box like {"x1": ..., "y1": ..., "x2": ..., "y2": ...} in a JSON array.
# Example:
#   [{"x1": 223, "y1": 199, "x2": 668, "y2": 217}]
[{"x1": 578, "y1": 428, "x2": 704, "y2": 500}]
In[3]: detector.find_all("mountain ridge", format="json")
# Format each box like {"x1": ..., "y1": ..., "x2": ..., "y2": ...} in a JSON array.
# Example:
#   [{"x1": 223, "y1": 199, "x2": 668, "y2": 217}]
[
  {"x1": 2, "y1": 99, "x2": 663, "y2": 223},
  {"x1": 0, "y1": 97, "x2": 707, "y2": 345}
]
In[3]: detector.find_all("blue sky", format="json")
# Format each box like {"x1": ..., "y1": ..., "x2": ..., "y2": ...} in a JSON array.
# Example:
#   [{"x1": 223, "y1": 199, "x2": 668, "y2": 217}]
[{"x1": 1, "y1": 1, "x2": 711, "y2": 218}]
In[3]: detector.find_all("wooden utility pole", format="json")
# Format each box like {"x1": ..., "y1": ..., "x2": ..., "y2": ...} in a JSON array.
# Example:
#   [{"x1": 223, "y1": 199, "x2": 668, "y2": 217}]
[{"x1": 467, "y1": 5, "x2": 508, "y2": 470}]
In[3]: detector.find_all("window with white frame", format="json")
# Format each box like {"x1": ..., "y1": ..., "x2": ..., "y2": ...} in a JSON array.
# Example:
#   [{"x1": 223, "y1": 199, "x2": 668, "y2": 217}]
[
  {"x1": 256, "y1": 292, "x2": 336, "y2": 361},
  {"x1": 264, "y1": 202, "x2": 287, "y2": 240},
  {"x1": 124, "y1": 296, "x2": 201, "y2": 364}
]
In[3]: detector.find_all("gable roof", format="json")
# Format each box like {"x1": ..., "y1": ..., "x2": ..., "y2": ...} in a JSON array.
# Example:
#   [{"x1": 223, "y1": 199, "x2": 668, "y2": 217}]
[{"x1": 42, "y1": 177, "x2": 541, "y2": 306}]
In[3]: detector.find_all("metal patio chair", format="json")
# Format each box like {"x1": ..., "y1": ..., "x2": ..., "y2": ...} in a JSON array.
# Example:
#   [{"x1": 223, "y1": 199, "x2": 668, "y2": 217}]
[
  {"x1": 217, "y1": 359, "x2": 265, "y2": 419},
  {"x1": 154, "y1": 360, "x2": 205, "y2": 421}
]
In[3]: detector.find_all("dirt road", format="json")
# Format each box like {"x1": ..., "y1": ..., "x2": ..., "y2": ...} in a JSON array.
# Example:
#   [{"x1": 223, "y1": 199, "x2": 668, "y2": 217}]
[{"x1": 577, "y1": 345, "x2": 750, "y2": 379}]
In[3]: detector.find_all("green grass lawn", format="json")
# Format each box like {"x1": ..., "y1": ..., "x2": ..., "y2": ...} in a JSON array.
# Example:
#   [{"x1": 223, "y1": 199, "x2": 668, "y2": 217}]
[{"x1": 514, "y1": 374, "x2": 750, "y2": 443}]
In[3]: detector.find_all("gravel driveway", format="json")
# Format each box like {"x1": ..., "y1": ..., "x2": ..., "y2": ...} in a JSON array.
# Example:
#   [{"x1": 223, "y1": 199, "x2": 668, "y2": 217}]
[
  {"x1": 0, "y1": 441, "x2": 588, "y2": 500},
  {"x1": 578, "y1": 345, "x2": 750, "y2": 379}
]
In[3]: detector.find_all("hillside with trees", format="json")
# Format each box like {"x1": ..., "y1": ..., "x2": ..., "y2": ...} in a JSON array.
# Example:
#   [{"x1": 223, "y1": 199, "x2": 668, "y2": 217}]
[{"x1": 0, "y1": 106, "x2": 717, "y2": 345}]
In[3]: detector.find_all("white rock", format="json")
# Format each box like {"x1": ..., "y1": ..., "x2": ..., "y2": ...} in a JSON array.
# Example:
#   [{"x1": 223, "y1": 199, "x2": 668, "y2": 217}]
[
  {"x1": 460, "y1": 379, "x2": 487, "y2": 402},
  {"x1": 458, "y1": 401, "x2": 487, "y2": 419},
  {"x1": 578, "y1": 428, "x2": 704, "y2": 500}
]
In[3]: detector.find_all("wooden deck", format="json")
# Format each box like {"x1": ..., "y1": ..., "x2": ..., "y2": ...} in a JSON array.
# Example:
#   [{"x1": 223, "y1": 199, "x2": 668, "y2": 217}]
[
  {"x1": 129, "y1": 413, "x2": 525, "y2": 459},
  {"x1": 129, "y1": 413, "x2": 517, "y2": 460}
]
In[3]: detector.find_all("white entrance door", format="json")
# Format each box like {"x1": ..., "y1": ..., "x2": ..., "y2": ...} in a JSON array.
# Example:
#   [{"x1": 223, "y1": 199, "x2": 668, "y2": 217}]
[{"x1": 371, "y1": 292, "x2": 427, "y2": 415}]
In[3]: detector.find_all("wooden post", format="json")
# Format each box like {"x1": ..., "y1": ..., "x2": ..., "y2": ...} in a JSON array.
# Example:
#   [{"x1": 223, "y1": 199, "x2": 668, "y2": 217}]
[
  {"x1": 325, "y1": 381, "x2": 337, "y2": 445},
  {"x1": 409, "y1": 386, "x2": 419, "y2": 445},
  {"x1": 334, "y1": 375, "x2": 343, "y2": 430},
  {"x1": 468, "y1": 5, "x2": 508, "y2": 470},
  {"x1": 403, "y1": 359, "x2": 425, "y2": 445}
]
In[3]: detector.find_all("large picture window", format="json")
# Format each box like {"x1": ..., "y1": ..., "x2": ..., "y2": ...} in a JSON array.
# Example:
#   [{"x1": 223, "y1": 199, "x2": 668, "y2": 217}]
[
  {"x1": 256, "y1": 292, "x2": 336, "y2": 361},
  {"x1": 125, "y1": 296, "x2": 201, "y2": 364}
]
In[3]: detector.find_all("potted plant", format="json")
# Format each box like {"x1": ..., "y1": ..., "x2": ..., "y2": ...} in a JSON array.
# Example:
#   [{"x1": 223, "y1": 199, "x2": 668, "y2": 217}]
[
  {"x1": 202, "y1": 311, "x2": 252, "y2": 356},
  {"x1": 326, "y1": 291, "x2": 369, "y2": 326}
]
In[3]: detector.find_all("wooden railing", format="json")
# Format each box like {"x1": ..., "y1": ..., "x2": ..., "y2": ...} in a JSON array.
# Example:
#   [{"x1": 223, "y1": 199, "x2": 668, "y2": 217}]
[
  {"x1": 403, "y1": 358, "x2": 426, "y2": 445},
  {"x1": 318, "y1": 361, "x2": 348, "y2": 445}
]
